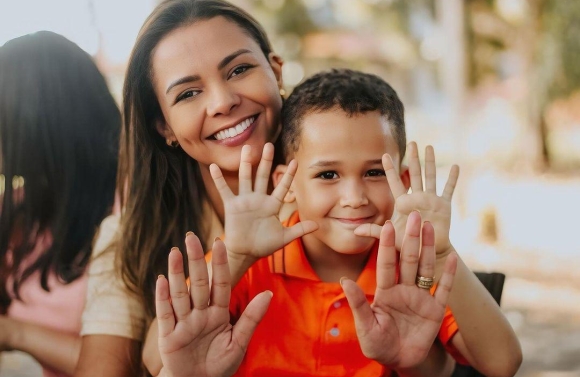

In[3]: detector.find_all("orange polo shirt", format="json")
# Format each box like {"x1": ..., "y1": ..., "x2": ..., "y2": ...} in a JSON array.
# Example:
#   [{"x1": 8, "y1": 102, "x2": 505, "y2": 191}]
[{"x1": 228, "y1": 211, "x2": 466, "y2": 377}]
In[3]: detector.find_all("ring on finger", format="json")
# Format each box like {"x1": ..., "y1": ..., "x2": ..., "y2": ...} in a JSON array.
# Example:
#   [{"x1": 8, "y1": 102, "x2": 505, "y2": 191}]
[{"x1": 415, "y1": 275, "x2": 434, "y2": 289}]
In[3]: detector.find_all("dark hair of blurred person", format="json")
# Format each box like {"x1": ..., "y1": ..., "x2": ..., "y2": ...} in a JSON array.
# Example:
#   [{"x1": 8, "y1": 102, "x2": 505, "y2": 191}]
[{"x1": 0, "y1": 31, "x2": 120, "y2": 376}]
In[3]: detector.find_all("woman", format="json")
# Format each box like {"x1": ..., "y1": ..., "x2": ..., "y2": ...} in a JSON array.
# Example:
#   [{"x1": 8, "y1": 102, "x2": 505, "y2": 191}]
[
  {"x1": 75, "y1": 1, "x2": 293, "y2": 375},
  {"x1": 0, "y1": 31, "x2": 120, "y2": 376}
]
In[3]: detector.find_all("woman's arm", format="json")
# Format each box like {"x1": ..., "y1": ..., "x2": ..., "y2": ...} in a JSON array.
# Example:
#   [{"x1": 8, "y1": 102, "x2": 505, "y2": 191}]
[
  {"x1": 74, "y1": 334, "x2": 141, "y2": 377},
  {"x1": 0, "y1": 315, "x2": 80, "y2": 375}
]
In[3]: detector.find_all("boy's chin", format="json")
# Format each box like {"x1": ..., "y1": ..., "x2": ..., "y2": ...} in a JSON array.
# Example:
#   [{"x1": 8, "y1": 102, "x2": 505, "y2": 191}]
[{"x1": 329, "y1": 236, "x2": 375, "y2": 255}]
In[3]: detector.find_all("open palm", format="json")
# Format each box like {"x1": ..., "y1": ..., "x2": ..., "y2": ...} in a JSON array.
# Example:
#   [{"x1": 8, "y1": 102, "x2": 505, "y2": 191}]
[
  {"x1": 156, "y1": 234, "x2": 271, "y2": 377},
  {"x1": 210, "y1": 143, "x2": 317, "y2": 260},
  {"x1": 342, "y1": 212, "x2": 457, "y2": 369},
  {"x1": 356, "y1": 142, "x2": 459, "y2": 257}
]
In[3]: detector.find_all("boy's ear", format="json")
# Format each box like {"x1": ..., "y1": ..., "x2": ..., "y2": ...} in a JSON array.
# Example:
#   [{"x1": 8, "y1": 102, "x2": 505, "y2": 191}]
[
  {"x1": 155, "y1": 119, "x2": 177, "y2": 145},
  {"x1": 399, "y1": 164, "x2": 411, "y2": 192},
  {"x1": 272, "y1": 164, "x2": 296, "y2": 203}
]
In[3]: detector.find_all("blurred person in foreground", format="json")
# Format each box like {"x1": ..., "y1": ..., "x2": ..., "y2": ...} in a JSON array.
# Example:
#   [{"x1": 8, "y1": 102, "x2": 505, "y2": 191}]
[{"x1": 0, "y1": 31, "x2": 120, "y2": 377}]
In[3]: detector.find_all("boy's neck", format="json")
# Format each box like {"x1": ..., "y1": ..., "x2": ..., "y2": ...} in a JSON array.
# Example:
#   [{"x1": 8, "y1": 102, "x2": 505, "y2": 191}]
[{"x1": 301, "y1": 233, "x2": 372, "y2": 283}]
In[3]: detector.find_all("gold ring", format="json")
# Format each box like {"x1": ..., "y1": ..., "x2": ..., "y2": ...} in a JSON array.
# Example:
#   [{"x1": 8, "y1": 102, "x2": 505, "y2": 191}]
[{"x1": 416, "y1": 275, "x2": 434, "y2": 289}]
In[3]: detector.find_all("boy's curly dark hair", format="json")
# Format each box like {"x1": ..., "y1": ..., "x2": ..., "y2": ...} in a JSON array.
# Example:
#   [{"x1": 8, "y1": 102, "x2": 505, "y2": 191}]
[{"x1": 281, "y1": 68, "x2": 406, "y2": 159}]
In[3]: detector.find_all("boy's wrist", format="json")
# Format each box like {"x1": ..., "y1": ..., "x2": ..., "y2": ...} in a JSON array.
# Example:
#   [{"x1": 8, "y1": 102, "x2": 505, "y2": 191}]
[
  {"x1": 434, "y1": 244, "x2": 455, "y2": 281},
  {"x1": 227, "y1": 250, "x2": 259, "y2": 271}
]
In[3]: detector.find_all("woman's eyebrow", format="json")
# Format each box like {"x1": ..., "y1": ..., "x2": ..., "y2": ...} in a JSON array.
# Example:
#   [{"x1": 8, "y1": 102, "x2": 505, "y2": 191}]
[
  {"x1": 165, "y1": 49, "x2": 253, "y2": 95},
  {"x1": 217, "y1": 48, "x2": 252, "y2": 70}
]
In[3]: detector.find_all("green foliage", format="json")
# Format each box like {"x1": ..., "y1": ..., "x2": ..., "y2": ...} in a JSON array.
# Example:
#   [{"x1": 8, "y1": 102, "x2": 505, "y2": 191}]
[{"x1": 542, "y1": 0, "x2": 580, "y2": 100}]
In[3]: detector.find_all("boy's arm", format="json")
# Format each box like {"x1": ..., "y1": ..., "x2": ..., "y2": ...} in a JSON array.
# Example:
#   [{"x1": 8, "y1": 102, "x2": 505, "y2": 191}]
[
  {"x1": 436, "y1": 250, "x2": 522, "y2": 377},
  {"x1": 210, "y1": 143, "x2": 317, "y2": 286},
  {"x1": 0, "y1": 316, "x2": 81, "y2": 375}
]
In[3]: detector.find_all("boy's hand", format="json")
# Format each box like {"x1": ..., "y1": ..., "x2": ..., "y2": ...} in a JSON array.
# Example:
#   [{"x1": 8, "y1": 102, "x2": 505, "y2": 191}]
[
  {"x1": 341, "y1": 212, "x2": 458, "y2": 369},
  {"x1": 355, "y1": 142, "x2": 459, "y2": 260},
  {"x1": 210, "y1": 143, "x2": 318, "y2": 262},
  {"x1": 155, "y1": 234, "x2": 272, "y2": 377}
]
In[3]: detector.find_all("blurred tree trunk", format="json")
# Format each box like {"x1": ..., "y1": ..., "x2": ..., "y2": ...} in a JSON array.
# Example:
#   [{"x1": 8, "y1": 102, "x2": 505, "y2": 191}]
[{"x1": 522, "y1": 0, "x2": 550, "y2": 171}]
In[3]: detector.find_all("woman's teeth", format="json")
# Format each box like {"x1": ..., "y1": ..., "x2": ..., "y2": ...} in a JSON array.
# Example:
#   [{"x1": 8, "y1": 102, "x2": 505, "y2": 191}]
[{"x1": 214, "y1": 117, "x2": 254, "y2": 141}]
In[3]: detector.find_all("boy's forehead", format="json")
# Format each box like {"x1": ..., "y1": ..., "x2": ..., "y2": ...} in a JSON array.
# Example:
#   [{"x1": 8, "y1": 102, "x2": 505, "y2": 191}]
[{"x1": 295, "y1": 108, "x2": 401, "y2": 163}]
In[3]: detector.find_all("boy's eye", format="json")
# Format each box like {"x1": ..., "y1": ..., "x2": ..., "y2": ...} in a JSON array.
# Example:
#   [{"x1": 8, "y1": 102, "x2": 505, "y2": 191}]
[
  {"x1": 316, "y1": 171, "x2": 339, "y2": 180},
  {"x1": 230, "y1": 64, "x2": 255, "y2": 78},
  {"x1": 175, "y1": 89, "x2": 200, "y2": 103},
  {"x1": 366, "y1": 169, "x2": 386, "y2": 177}
]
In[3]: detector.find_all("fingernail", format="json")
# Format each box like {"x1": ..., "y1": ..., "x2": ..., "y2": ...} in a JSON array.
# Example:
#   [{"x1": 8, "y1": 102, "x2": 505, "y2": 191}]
[
  {"x1": 157, "y1": 274, "x2": 164, "y2": 280},
  {"x1": 186, "y1": 231, "x2": 194, "y2": 237},
  {"x1": 339, "y1": 276, "x2": 348, "y2": 287},
  {"x1": 170, "y1": 247, "x2": 179, "y2": 253},
  {"x1": 265, "y1": 290, "x2": 273, "y2": 298},
  {"x1": 214, "y1": 236, "x2": 221, "y2": 243}
]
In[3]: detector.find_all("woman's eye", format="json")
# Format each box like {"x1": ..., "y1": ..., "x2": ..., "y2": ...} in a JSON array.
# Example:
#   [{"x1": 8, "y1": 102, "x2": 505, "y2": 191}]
[
  {"x1": 366, "y1": 169, "x2": 386, "y2": 177},
  {"x1": 230, "y1": 64, "x2": 255, "y2": 78},
  {"x1": 316, "y1": 171, "x2": 338, "y2": 180},
  {"x1": 176, "y1": 89, "x2": 199, "y2": 103}
]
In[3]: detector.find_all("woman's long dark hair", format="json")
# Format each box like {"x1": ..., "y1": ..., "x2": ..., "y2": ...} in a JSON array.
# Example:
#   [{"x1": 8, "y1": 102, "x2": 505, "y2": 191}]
[
  {"x1": 118, "y1": 0, "x2": 280, "y2": 323},
  {"x1": 0, "y1": 31, "x2": 120, "y2": 312}
]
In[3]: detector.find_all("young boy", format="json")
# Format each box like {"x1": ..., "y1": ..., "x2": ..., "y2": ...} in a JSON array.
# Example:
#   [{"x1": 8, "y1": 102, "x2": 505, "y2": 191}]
[{"x1": 150, "y1": 69, "x2": 521, "y2": 377}]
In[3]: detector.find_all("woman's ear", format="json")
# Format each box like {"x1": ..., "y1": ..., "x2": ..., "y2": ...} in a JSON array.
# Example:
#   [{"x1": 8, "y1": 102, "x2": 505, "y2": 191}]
[
  {"x1": 272, "y1": 164, "x2": 296, "y2": 203},
  {"x1": 155, "y1": 119, "x2": 177, "y2": 145},
  {"x1": 268, "y1": 53, "x2": 284, "y2": 89}
]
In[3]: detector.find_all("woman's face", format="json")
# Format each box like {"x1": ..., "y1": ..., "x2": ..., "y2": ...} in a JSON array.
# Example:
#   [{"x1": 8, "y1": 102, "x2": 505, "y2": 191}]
[{"x1": 151, "y1": 16, "x2": 283, "y2": 172}]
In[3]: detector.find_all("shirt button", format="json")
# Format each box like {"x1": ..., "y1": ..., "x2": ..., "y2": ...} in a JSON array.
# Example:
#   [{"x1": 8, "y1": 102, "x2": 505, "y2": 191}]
[
  {"x1": 333, "y1": 301, "x2": 341, "y2": 308},
  {"x1": 329, "y1": 327, "x2": 340, "y2": 337}
]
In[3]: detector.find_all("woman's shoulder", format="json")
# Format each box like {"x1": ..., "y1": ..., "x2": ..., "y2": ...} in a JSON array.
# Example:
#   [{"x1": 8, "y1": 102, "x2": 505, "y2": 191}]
[{"x1": 91, "y1": 214, "x2": 121, "y2": 259}]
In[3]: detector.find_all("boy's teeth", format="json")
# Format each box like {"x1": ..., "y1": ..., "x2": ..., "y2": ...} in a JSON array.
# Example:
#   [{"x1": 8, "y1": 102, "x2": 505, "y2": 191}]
[{"x1": 214, "y1": 117, "x2": 254, "y2": 141}]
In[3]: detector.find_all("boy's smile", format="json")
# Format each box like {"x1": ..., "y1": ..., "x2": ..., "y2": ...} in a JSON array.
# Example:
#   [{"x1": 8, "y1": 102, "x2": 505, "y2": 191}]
[{"x1": 289, "y1": 108, "x2": 405, "y2": 273}]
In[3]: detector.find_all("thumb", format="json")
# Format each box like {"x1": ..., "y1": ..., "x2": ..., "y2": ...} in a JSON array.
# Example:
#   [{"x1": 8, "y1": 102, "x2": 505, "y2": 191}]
[
  {"x1": 354, "y1": 223, "x2": 382, "y2": 239},
  {"x1": 232, "y1": 290, "x2": 273, "y2": 352},
  {"x1": 341, "y1": 277, "x2": 376, "y2": 339},
  {"x1": 283, "y1": 220, "x2": 318, "y2": 245}
]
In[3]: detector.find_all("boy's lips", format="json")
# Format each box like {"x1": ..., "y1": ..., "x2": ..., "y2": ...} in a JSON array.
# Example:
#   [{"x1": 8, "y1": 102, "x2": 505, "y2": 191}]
[{"x1": 334, "y1": 216, "x2": 374, "y2": 225}]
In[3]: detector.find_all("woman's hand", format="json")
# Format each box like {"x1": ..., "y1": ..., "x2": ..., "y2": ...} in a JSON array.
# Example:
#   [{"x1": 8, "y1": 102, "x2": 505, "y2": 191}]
[
  {"x1": 156, "y1": 233, "x2": 272, "y2": 377},
  {"x1": 342, "y1": 211, "x2": 458, "y2": 370}
]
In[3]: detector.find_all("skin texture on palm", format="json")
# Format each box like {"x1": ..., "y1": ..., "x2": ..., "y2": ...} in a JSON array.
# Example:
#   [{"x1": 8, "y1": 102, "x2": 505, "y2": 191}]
[
  {"x1": 209, "y1": 143, "x2": 318, "y2": 285},
  {"x1": 155, "y1": 235, "x2": 272, "y2": 377}
]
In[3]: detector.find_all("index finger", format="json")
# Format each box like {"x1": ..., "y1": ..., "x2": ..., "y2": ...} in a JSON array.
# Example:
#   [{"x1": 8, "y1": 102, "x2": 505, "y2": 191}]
[{"x1": 382, "y1": 153, "x2": 407, "y2": 199}]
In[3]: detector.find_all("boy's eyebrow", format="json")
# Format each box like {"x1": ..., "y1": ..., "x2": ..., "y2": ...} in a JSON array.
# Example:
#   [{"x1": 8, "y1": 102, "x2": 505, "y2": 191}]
[
  {"x1": 165, "y1": 49, "x2": 252, "y2": 94},
  {"x1": 308, "y1": 160, "x2": 339, "y2": 169},
  {"x1": 308, "y1": 159, "x2": 383, "y2": 169}
]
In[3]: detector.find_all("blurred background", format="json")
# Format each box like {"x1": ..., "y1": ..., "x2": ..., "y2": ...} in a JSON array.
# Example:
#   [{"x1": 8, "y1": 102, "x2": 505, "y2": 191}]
[{"x1": 0, "y1": 0, "x2": 578, "y2": 376}]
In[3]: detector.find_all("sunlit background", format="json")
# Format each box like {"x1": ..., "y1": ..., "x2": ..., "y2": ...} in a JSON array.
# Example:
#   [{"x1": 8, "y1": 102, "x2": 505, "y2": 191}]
[{"x1": 1, "y1": 0, "x2": 579, "y2": 376}]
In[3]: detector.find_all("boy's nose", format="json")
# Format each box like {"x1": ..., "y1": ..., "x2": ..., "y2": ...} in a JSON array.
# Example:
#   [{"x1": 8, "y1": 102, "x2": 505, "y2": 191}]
[
  {"x1": 339, "y1": 181, "x2": 369, "y2": 208},
  {"x1": 206, "y1": 83, "x2": 240, "y2": 117}
]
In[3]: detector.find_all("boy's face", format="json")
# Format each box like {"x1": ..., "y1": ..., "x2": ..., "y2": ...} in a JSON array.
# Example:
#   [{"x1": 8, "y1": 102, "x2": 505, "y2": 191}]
[{"x1": 288, "y1": 108, "x2": 406, "y2": 256}]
